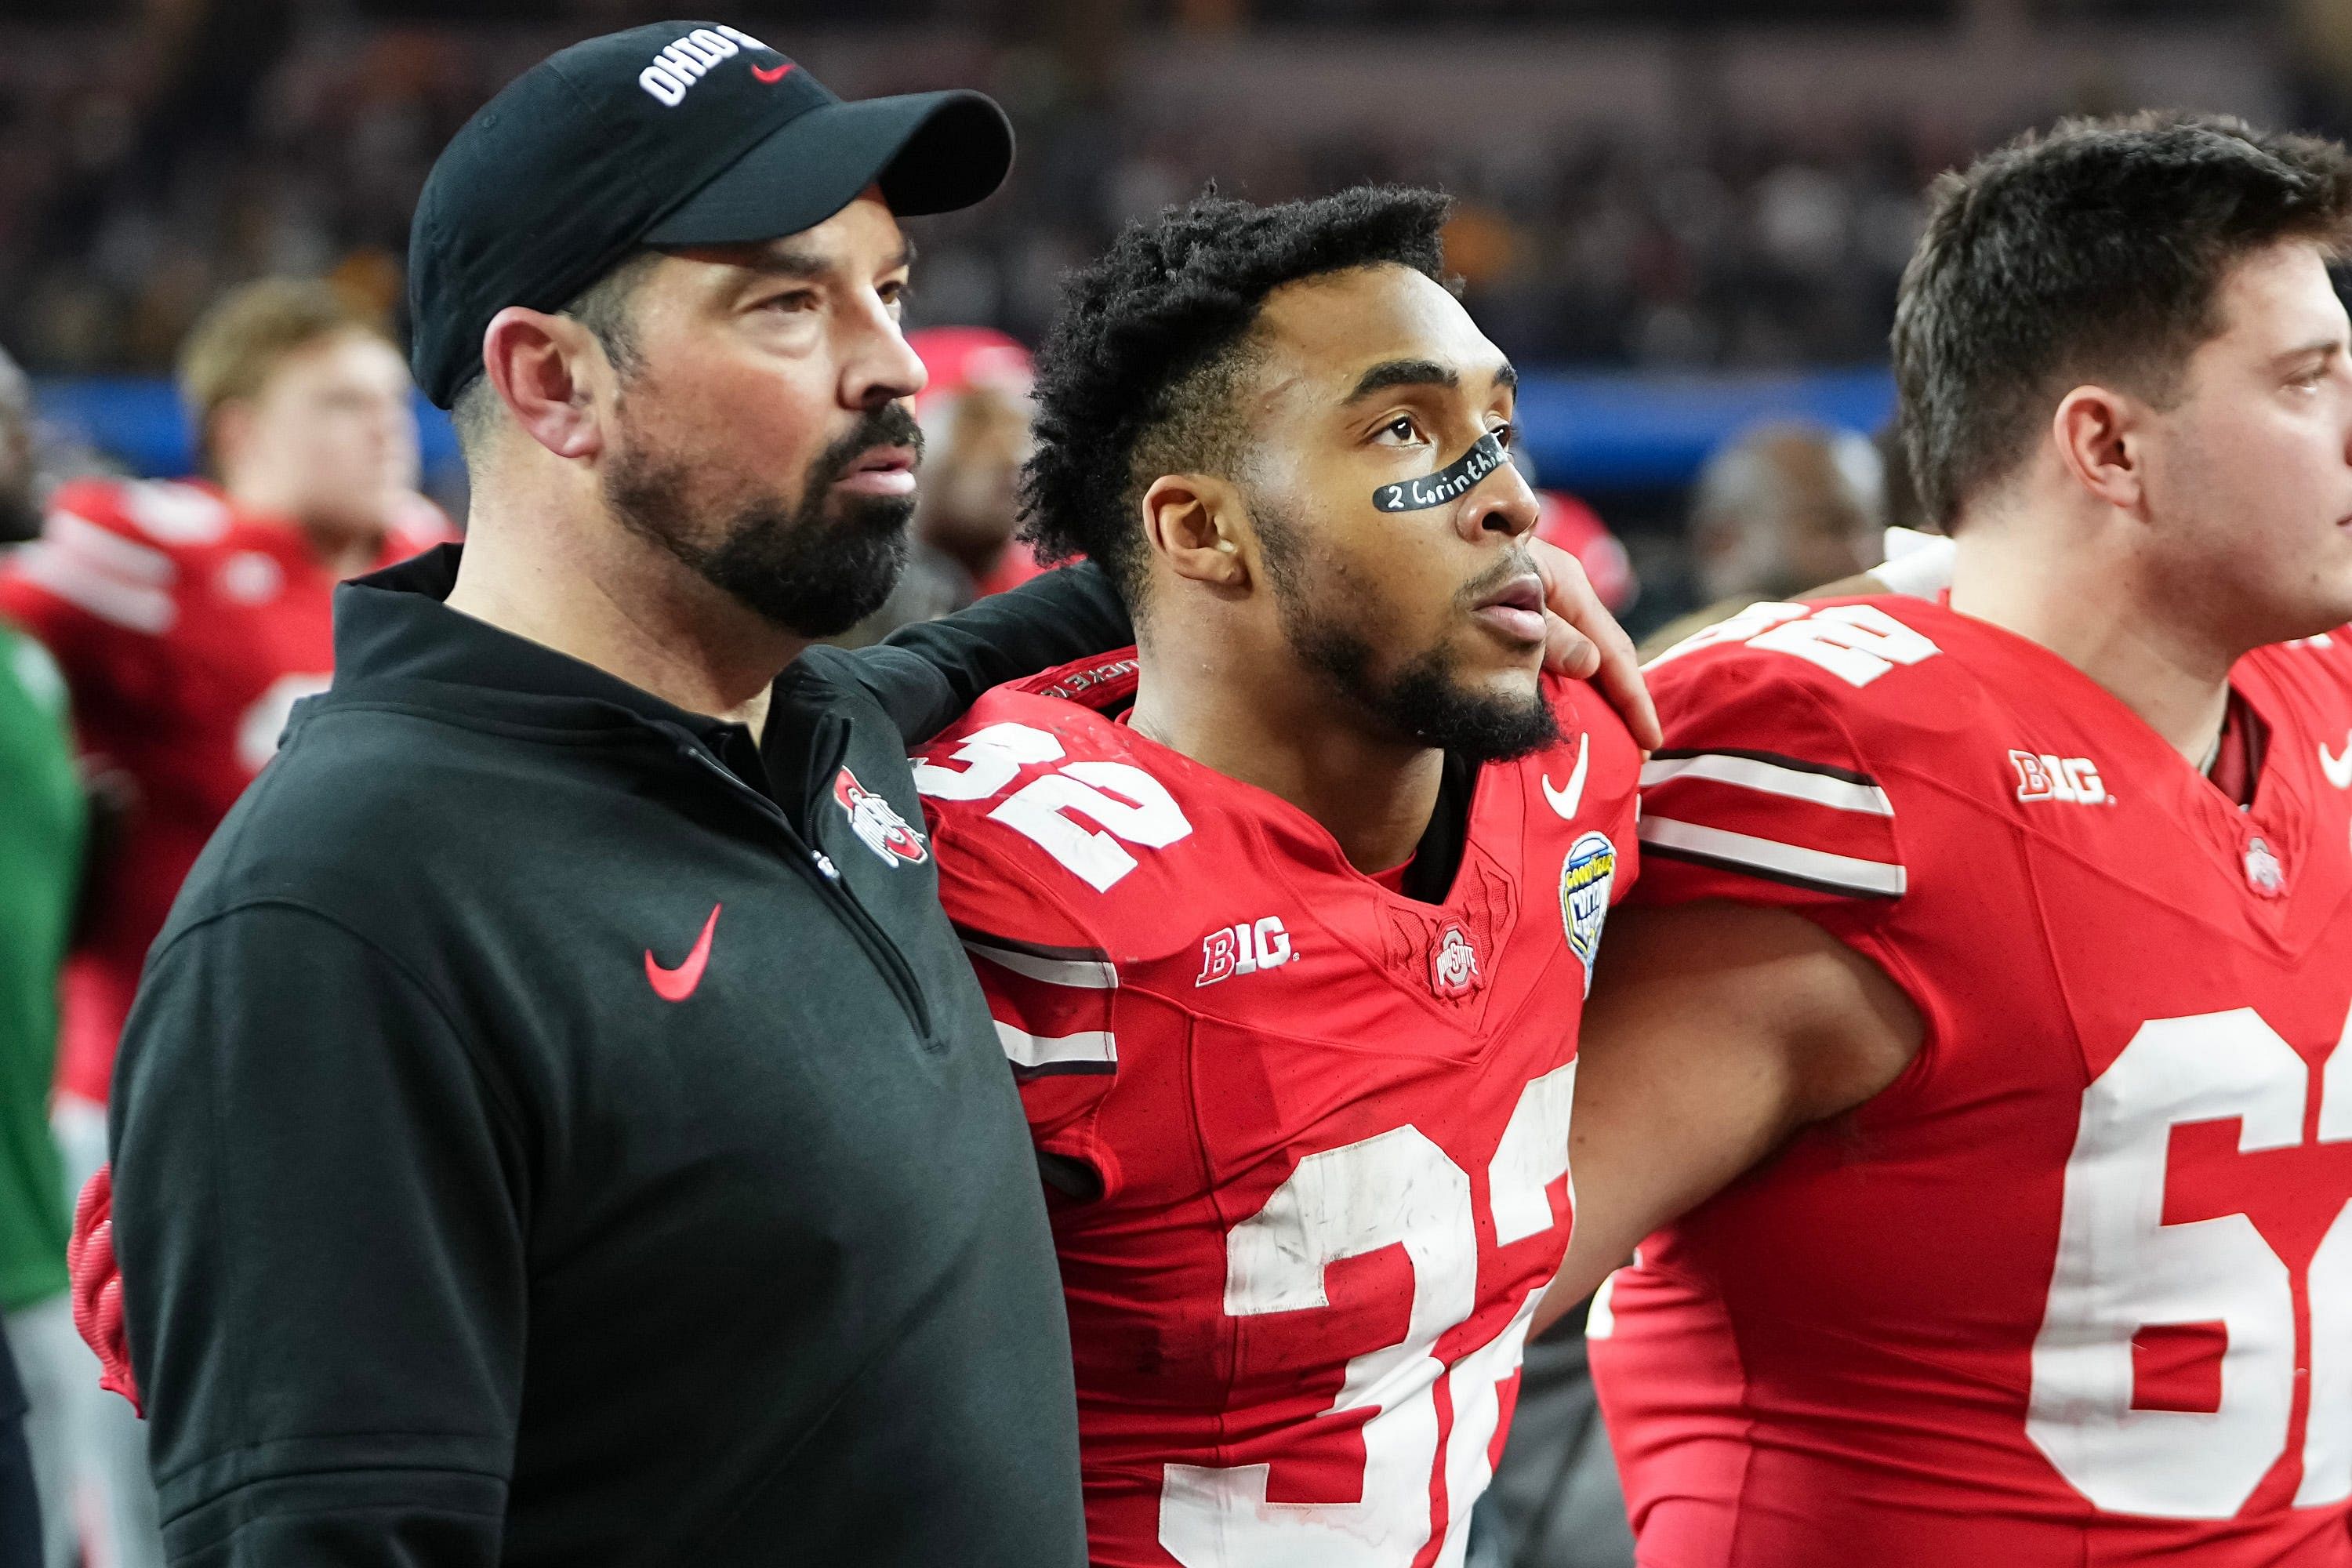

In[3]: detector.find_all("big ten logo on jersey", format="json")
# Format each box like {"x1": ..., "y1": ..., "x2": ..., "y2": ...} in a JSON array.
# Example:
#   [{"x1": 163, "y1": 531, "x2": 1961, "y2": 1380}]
[
  {"x1": 2011, "y1": 750, "x2": 2111, "y2": 805},
  {"x1": 2031, "y1": 1002, "x2": 2352, "y2": 1519},
  {"x1": 1197, "y1": 916, "x2": 1294, "y2": 986},
  {"x1": 1160, "y1": 1062, "x2": 1581, "y2": 1564},
  {"x1": 912, "y1": 720, "x2": 1192, "y2": 891},
  {"x1": 1650, "y1": 601, "x2": 1942, "y2": 688}
]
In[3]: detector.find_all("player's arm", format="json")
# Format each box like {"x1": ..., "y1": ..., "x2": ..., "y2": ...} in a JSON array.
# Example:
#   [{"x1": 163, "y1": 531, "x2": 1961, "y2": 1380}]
[
  {"x1": 815, "y1": 561, "x2": 1135, "y2": 746},
  {"x1": 1534, "y1": 898, "x2": 1922, "y2": 1330},
  {"x1": 111, "y1": 904, "x2": 527, "y2": 1564}
]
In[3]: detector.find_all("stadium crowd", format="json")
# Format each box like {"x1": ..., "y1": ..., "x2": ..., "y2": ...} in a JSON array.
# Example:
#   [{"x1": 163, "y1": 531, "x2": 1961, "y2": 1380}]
[{"x1": 5, "y1": 9, "x2": 2352, "y2": 1568}]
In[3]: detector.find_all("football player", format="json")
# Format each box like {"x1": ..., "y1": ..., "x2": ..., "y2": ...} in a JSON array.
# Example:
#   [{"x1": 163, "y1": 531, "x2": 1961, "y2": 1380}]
[
  {"x1": 1548, "y1": 114, "x2": 2352, "y2": 1565},
  {"x1": 0, "y1": 279, "x2": 445, "y2": 1141},
  {"x1": 912, "y1": 187, "x2": 1647, "y2": 1566},
  {"x1": 0, "y1": 279, "x2": 444, "y2": 1568}
]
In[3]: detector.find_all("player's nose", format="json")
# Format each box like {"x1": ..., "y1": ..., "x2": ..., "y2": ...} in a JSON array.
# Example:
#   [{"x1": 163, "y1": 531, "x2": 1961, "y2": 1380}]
[{"x1": 1461, "y1": 456, "x2": 1540, "y2": 543}]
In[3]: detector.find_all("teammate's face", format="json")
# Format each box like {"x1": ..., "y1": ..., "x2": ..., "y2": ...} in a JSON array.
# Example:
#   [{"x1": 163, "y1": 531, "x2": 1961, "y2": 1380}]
[
  {"x1": 233, "y1": 330, "x2": 419, "y2": 539},
  {"x1": 597, "y1": 191, "x2": 927, "y2": 638},
  {"x1": 2137, "y1": 240, "x2": 2352, "y2": 644},
  {"x1": 1237, "y1": 265, "x2": 1553, "y2": 760}
]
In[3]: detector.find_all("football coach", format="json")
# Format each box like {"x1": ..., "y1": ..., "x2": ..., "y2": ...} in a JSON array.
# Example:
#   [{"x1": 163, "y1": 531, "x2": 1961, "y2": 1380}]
[{"x1": 98, "y1": 23, "x2": 1128, "y2": 1567}]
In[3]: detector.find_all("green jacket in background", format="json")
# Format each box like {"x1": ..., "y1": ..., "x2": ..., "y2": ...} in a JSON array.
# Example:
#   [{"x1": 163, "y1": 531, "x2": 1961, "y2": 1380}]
[{"x1": 0, "y1": 623, "x2": 82, "y2": 1312}]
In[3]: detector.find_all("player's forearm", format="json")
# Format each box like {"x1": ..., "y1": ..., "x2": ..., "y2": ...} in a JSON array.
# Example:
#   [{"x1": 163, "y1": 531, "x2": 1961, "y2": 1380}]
[{"x1": 1541, "y1": 902, "x2": 1925, "y2": 1331}]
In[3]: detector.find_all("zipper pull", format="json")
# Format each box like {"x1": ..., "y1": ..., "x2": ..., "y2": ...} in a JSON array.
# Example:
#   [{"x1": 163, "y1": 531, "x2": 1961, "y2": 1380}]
[{"x1": 812, "y1": 851, "x2": 841, "y2": 881}]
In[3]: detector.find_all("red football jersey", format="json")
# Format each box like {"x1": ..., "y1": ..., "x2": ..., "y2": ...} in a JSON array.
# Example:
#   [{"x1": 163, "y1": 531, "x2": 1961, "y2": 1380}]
[
  {"x1": 915, "y1": 652, "x2": 1641, "y2": 1567},
  {"x1": 1591, "y1": 595, "x2": 2352, "y2": 1566},
  {"x1": 0, "y1": 477, "x2": 446, "y2": 1105}
]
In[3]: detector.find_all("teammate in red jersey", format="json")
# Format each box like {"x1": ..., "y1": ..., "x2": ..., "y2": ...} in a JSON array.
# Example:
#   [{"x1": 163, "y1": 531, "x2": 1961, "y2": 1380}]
[
  {"x1": 912, "y1": 187, "x2": 1653, "y2": 1567},
  {"x1": 0, "y1": 279, "x2": 445, "y2": 1123},
  {"x1": 0, "y1": 278, "x2": 443, "y2": 1566},
  {"x1": 1541, "y1": 115, "x2": 2352, "y2": 1566}
]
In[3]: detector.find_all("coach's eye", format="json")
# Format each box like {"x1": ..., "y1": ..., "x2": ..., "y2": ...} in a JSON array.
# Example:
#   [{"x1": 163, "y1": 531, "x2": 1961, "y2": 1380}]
[{"x1": 761, "y1": 289, "x2": 818, "y2": 314}]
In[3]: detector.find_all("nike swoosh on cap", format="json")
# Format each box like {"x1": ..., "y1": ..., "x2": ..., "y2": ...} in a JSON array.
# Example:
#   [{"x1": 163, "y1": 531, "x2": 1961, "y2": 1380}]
[{"x1": 751, "y1": 61, "x2": 794, "y2": 83}]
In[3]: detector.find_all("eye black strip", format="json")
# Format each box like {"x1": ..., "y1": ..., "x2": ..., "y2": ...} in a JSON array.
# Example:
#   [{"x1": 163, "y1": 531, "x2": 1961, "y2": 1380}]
[{"x1": 1372, "y1": 430, "x2": 1508, "y2": 513}]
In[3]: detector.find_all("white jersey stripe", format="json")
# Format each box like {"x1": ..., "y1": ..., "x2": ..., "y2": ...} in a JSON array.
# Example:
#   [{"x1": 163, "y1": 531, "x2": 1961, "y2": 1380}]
[
  {"x1": 1639, "y1": 815, "x2": 1907, "y2": 897},
  {"x1": 14, "y1": 542, "x2": 176, "y2": 634},
  {"x1": 961, "y1": 936, "x2": 1119, "y2": 989},
  {"x1": 46, "y1": 508, "x2": 176, "y2": 584},
  {"x1": 993, "y1": 1020, "x2": 1117, "y2": 1072},
  {"x1": 1641, "y1": 753, "x2": 1893, "y2": 816}
]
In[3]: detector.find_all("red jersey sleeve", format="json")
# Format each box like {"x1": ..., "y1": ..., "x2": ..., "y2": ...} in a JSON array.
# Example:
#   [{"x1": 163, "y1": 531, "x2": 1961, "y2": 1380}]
[
  {"x1": 930, "y1": 807, "x2": 1130, "y2": 1202},
  {"x1": 0, "y1": 479, "x2": 197, "y2": 718},
  {"x1": 1633, "y1": 626, "x2": 1908, "y2": 949}
]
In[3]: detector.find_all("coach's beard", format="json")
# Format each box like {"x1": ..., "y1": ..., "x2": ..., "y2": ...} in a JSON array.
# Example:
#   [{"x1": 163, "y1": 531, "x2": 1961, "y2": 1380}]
[{"x1": 605, "y1": 404, "x2": 924, "y2": 640}]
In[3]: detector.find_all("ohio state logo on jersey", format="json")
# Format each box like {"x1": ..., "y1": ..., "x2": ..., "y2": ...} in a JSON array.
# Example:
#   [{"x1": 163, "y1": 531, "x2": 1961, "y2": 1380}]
[
  {"x1": 833, "y1": 767, "x2": 928, "y2": 866},
  {"x1": 1430, "y1": 923, "x2": 1483, "y2": 999}
]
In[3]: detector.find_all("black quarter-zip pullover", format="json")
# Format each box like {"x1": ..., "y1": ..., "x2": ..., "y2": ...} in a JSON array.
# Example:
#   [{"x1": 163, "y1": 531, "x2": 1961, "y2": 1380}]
[{"x1": 107, "y1": 545, "x2": 1127, "y2": 1567}]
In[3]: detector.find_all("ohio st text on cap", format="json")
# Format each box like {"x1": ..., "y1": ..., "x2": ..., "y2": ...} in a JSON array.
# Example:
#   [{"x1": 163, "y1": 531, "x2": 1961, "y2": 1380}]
[{"x1": 407, "y1": 20, "x2": 1014, "y2": 408}]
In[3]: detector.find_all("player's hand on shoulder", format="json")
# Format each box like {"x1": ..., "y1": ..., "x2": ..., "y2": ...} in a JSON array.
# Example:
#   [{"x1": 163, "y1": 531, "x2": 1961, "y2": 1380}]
[{"x1": 1530, "y1": 535, "x2": 1660, "y2": 751}]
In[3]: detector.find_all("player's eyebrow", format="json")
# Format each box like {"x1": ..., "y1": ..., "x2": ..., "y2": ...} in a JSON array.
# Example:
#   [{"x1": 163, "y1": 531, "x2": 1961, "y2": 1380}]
[
  {"x1": 1344, "y1": 358, "x2": 1517, "y2": 403},
  {"x1": 2275, "y1": 336, "x2": 2343, "y2": 368}
]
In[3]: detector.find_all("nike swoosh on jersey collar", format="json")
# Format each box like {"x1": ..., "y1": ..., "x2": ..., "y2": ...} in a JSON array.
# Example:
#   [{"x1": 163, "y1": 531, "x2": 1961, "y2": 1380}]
[
  {"x1": 2322, "y1": 731, "x2": 2352, "y2": 790},
  {"x1": 1542, "y1": 733, "x2": 1590, "y2": 819}
]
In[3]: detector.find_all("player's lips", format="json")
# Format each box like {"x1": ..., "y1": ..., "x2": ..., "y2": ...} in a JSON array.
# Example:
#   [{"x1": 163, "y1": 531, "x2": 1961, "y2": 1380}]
[
  {"x1": 833, "y1": 445, "x2": 920, "y2": 497},
  {"x1": 1471, "y1": 574, "x2": 1548, "y2": 645}
]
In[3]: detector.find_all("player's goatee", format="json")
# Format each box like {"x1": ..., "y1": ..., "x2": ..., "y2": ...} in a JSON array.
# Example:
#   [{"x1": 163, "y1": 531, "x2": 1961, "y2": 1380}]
[
  {"x1": 604, "y1": 402, "x2": 924, "y2": 638},
  {"x1": 1259, "y1": 505, "x2": 1558, "y2": 763}
]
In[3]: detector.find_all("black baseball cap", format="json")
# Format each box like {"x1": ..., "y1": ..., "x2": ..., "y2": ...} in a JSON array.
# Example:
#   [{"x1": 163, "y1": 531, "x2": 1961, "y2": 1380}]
[{"x1": 408, "y1": 20, "x2": 1014, "y2": 408}]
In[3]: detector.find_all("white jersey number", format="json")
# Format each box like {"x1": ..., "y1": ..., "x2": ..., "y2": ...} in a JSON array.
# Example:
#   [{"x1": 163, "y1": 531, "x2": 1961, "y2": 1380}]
[
  {"x1": 2028, "y1": 1004, "x2": 2352, "y2": 1517},
  {"x1": 912, "y1": 720, "x2": 1192, "y2": 891},
  {"x1": 1159, "y1": 1064, "x2": 1576, "y2": 1568}
]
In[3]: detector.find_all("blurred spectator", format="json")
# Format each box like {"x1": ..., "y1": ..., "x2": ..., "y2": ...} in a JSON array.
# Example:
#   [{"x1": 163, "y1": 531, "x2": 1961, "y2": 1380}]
[
  {"x1": 841, "y1": 326, "x2": 1044, "y2": 644},
  {"x1": 0, "y1": 347, "x2": 85, "y2": 1568},
  {"x1": 1638, "y1": 419, "x2": 1886, "y2": 658},
  {"x1": 0, "y1": 279, "x2": 448, "y2": 1568}
]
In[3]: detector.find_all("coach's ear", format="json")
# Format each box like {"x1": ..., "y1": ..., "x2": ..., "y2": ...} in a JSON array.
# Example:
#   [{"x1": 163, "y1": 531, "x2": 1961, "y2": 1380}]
[
  {"x1": 1142, "y1": 473, "x2": 1252, "y2": 592},
  {"x1": 481, "y1": 306, "x2": 608, "y2": 463}
]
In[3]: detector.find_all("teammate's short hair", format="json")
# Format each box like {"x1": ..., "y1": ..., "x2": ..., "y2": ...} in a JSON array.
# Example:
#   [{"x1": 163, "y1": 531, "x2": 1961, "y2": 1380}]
[
  {"x1": 1894, "y1": 113, "x2": 2352, "y2": 532},
  {"x1": 178, "y1": 278, "x2": 397, "y2": 470},
  {"x1": 1022, "y1": 185, "x2": 1452, "y2": 603}
]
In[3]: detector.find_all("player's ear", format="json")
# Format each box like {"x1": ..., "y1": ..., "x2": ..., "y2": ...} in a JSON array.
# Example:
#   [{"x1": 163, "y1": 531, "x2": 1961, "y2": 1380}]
[
  {"x1": 2050, "y1": 383, "x2": 2145, "y2": 515},
  {"x1": 206, "y1": 400, "x2": 256, "y2": 479},
  {"x1": 481, "y1": 307, "x2": 608, "y2": 463},
  {"x1": 1142, "y1": 473, "x2": 1250, "y2": 591}
]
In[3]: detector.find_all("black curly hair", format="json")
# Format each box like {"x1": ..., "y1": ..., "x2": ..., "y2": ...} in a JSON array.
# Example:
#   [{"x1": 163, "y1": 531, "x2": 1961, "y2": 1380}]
[
  {"x1": 1894, "y1": 112, "x2": 2352, "y2": 531},
  {"x1": 1019, "y1": 185, "x2": 1453, "y2": 603}
]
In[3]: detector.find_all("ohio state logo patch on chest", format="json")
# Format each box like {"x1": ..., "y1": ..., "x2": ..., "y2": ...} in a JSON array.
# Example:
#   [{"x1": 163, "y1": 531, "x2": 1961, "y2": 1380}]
[
  {"x1": 1559, "y1": 831, "x2": 1618, "y2": 996},
  {"x1": 1430, "y1": 922, "x2": 1483, "y2": 999},
  {"x1": 833, "y1": 766, "x2": 929, "y2": 866}
]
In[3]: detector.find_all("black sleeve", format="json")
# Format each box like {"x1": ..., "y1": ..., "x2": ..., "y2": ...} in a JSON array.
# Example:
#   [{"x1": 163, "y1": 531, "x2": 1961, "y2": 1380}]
[
  {"x1": 110, "y1": 903, "x2": 528, "y2": 1567},
  {"x1": 806, "y1": 561, "x2": 1132, "y2": 745},
  {"x1": 0, "y1": 1332, "x2": 36, "y2": 1568}
]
